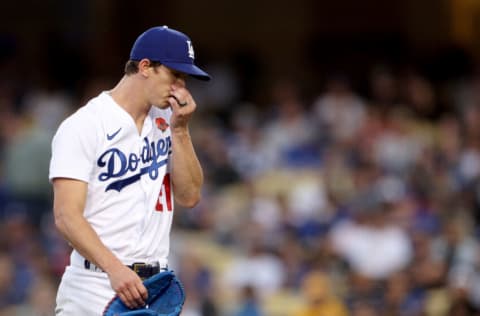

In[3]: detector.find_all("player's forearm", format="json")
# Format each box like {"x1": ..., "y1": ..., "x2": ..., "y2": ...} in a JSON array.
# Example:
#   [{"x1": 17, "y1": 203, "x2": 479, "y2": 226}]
[
  {"x1": 54, "y1": 209, "x2": 122, "y2": 272},
  {"x1": 170, "y1": 128, "x2": 203, "y2": 207}
]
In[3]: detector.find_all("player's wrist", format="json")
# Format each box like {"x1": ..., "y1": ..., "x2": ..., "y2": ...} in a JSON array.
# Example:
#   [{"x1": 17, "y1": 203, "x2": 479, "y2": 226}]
[
  {"x1": 170, "y1": 126, "x2": 190, "y2": 137},
  {"x1": 100, "y1": 256, "x2": 124, "y2": 275}
]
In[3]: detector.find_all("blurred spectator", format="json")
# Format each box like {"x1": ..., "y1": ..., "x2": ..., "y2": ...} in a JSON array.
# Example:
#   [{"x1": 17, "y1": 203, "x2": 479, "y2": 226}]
[
  {"x1": 400, "y1": 70, "x2": 440, "y2": 121},
  {"x1": 194, "y1": 121, "x2": 241, "y2": 188},
  {"x1": 434, "y1": 212, "x2": 480, "y2": 310},
  {"x1": 372, "y1": 109, "x2": 425, "y2": 174},
  {"x1": 2, "y1": 106, "x2": 53, "y2": 223},
  {"x1": 261, "y1": 79, "x2": 319, "y2": 169},
  {"x1": 329, "y1": 202, "x2": 413, "y2": 280},
  {"x1": 22, "y1": 87, "x2": 73, "y2": 136},
  {"x1": 227, "y1": 104, "x2": 272, "y2": 179},
  {"x1": 292, "y1": 270, "x2": 348, "y2": 316},
  {"x1": 178, "y1": 252, "x2": 218, "y2": 316},
  {"x1": 6, "y1": 276, "x2": 57, "y2": 316},
  {"x1": 313, "y1": 74, "x2": 366, "y2": 145},
  {"x1": 224, "y1": 240, "x2": 286, "y2": 297},
  {"x1": 233, "y1": 286, "x2": 263, "y2": 316},
  {"x1": 368, "y1": 65, "x2": 399, "y2": 110},
  {"x1": 0, "y1": 251, "x2": 18, "y2": 310},
  {"x1": 382, "y1": 271, "x2": 424, "y2": 316}
]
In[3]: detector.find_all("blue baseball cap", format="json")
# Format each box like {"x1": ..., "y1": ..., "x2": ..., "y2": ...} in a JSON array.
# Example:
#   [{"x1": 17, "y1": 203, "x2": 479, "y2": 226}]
[{"x1": 130, "y1": 26, "x2": 211, "y2": 81}]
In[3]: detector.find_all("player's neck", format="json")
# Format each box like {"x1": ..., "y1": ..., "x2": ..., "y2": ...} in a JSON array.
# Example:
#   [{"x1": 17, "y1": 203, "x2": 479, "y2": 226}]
[{"x1": 109, "y1": 76, "x2": 150, "y2": 132}]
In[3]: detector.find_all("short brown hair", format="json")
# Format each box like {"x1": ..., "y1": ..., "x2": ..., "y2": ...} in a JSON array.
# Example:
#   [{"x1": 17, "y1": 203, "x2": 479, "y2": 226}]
[{"x1": 124, "y1": 60, "x2": 162, "y2": 75}]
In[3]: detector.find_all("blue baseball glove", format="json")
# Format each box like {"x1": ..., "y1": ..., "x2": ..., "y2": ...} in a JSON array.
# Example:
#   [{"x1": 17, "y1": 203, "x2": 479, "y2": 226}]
[{"x1": 103, "y1": 270, "x2": 185, "y2": 316}]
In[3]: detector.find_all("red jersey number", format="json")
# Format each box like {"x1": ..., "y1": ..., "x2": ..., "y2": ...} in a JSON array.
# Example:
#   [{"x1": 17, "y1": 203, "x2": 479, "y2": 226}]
[{"x1": 155, "y1": 173, "x2": 172, "y2": 212}]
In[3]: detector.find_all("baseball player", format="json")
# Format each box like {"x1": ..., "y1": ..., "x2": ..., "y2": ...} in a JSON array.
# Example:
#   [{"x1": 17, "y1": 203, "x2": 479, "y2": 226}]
[{"x1": 49, "y1": 26, "x2": 210, "y2": 315}]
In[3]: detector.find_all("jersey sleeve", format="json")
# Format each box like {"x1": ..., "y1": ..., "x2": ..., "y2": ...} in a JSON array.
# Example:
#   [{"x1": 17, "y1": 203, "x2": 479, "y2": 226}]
[{"x1": 49, "y1": 110, "x2": 98, "y2": 183}]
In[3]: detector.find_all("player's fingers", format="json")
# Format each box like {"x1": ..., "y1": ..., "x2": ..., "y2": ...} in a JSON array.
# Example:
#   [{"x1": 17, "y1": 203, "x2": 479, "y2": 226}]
[
  {"x1": 169, "y1": 85, "x2": 192, "y2": 107},
  {"x1": 169, "y1": 94, "x2": 189, "y2": 109},
  {"x1": 123, "y1": 287, "x2": 143, "y2": 309},
  {"x1": 117, "y1": 291, "x2": 134, "y2": 309},
  {"x1": 168, "y1": 95, "x2": 181, "y2": 110},
  {"x1": 128, "y1": 284, "x2": 146, "y2": 307},
  {"x1": 136, "y1": 282, "x2": 148, "y2": 301}
]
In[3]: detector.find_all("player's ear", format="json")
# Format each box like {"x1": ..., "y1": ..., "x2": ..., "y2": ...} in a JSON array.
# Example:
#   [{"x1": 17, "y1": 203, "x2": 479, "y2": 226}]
[{"x1": 138, "y1": 59, "x2": 152, "y2": 77}]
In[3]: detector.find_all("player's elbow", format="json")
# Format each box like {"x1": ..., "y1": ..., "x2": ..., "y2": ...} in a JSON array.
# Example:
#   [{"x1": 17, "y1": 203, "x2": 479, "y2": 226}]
[
  {"x1": 53, "y1": 207, "x2": 71, "y2": 238},
  {"x1": 54, "y1": 210, "x2": 66, "y2": 234},
  {"x1": 177, "y1": 193, "x2": 201, "y2": 208},
  {"x1": 186, "y1": 196, "x2": 201, "y2": 208}
]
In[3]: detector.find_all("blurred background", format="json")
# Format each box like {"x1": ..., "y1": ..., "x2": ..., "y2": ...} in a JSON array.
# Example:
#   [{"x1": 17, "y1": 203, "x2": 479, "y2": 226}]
[{"x1": 2, "y1": 0, "x2": 480, "y2": 315}]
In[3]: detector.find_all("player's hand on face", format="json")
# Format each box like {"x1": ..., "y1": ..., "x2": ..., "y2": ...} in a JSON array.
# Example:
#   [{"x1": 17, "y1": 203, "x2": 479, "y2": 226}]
[
  {"x1": 168, "y1": 83, "x2": 197, "y2": 131},
  {"x1": 107, "y1": 264, "x2": 148, "y2": 309}
]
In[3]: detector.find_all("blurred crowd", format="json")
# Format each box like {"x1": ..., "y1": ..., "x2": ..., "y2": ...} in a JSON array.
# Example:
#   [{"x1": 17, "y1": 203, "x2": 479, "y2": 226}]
[{"x1": 1, "y1": 41, "x2": 480, "y2": 316}]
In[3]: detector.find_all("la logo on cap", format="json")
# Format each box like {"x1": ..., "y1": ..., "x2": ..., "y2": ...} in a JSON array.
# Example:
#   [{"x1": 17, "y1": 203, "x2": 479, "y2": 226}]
[{"x1": 186, "y1": 40, "x2": 195, "y2": 59}]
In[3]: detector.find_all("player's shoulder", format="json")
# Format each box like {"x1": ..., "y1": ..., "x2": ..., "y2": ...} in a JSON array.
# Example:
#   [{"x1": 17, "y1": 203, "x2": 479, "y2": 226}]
[
  {"x1": 64, "y1": 92, "x2": 110, "y2": 122},
  {"x1": 76, "y1": 92, "x2": 111, "y2": 117}
]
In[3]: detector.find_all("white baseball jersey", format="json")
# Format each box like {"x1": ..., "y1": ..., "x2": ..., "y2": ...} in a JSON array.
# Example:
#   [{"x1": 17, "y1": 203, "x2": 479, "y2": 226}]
[{"x1": 49, "y1": 91, "x2": 174, "y2": 267}]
